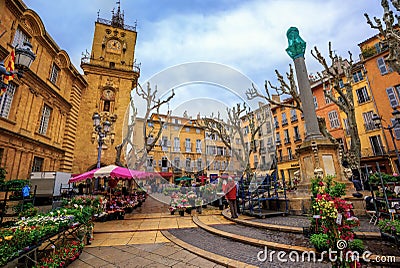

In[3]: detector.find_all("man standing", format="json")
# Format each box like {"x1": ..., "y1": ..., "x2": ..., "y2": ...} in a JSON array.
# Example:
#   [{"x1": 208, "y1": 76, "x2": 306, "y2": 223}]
[{"x1": 224, "y1": 177, "x2": 238, "y2": 218}]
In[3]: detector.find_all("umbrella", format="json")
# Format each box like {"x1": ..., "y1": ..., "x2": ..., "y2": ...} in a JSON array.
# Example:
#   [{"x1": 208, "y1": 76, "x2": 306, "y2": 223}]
[
  {"x1": 69, "y1": 165, "x2": 148, "y2": 183},
  {"x1": 175, "y1": 176, "x2": 193, "y2": 182}
]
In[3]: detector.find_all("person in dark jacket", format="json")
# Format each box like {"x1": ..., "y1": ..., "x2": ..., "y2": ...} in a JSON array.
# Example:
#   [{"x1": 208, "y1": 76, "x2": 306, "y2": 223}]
[{"x1": 224, "y1": 177, "x2": 238, "y2": 218}]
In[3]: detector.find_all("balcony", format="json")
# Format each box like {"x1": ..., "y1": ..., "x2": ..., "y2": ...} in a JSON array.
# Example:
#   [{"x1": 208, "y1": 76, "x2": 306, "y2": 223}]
[
  {"x1": 364, "y1": 122, "x2": 379, "y2": 132},
  {"x1": 282, "y1": 119, "x2": 288, "y2": 126},
  {"x1": 290, "y1": 115, "x2": 298, "y2": 122},
  {"x1": 277, "y1": 155, "x2": 298, "y2": 163},
  {"x1": 361, "y1": 147, "x2": 387, "y2": 157},
  {"x1": 284, "y1": 138, "x2": 291, "y2": 144},
  {"x1": 267, "y1": 145, "x2": 275, "y2": 152},
  {"x1": 259, "y1": 147, "x2": 266, "y2": 154},
  {"x1": 161, "y1": 167, "x2": 169, "y2": 172}
]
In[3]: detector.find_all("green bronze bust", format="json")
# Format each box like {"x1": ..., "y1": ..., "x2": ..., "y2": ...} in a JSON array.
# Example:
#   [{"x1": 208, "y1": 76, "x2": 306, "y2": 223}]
[{"x1": 286, "y1": 27, "x2": 306, "y2": 59}]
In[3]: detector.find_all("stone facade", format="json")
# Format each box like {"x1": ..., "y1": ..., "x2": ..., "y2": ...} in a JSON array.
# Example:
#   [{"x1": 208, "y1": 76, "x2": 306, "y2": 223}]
[
  {"x1": 0, "y1": 0, "x2": 87, "y2": 180},
  {"x1": 72, "y1": 7, "x2": 140, "y2": 174}
]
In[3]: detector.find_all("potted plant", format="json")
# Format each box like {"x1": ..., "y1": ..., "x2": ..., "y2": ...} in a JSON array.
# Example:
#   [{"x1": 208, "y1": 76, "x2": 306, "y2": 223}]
[{"x1": 310, "y1": 233, "x2": 330, "y2": 252}]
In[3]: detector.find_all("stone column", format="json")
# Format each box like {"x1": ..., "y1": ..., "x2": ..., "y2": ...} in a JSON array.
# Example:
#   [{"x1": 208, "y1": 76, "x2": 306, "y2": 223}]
[
  {"x1": 285, "y1": 27, "x2": 345, "y2": 189},
  {"x1": 286, "y1": 27, "x2": 324, "y2": 141}
]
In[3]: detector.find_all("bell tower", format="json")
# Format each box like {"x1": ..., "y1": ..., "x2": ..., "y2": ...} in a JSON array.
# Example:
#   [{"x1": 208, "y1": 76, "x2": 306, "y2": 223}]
[{"x1": 72, "y1": 2, "x2": 140, "y2": 173}]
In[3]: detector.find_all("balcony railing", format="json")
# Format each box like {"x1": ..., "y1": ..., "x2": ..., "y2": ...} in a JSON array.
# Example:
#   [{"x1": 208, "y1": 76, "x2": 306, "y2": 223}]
[
  {"x1": 361, "y1": 147, "x2": 387, "y2": 157},
  {"x1": 293, "y1": 135, "x2": 302, "y2": 142},
  {"x1": 290, "y1": 115, "x2": 298, "y2": 122},
  {"x1": 364, "y1": 122, "x2": 379, "y2": 132},
  {"x1": 277, "y1": 155, "x2": 298, "y2": 163}
]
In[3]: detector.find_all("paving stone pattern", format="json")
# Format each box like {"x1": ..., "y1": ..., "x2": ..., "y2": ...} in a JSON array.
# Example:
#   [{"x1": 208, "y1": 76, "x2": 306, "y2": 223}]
[
  {"x1": 168, "y1": 227, "x2": 330, "y2": 268},
  {"x1": 69, "y1": 243, "x2": 225, "y2": 268},
  {"x1": 251, "y1": 215, "x2": 380, "y2": 232},
  {"x1": 210, "y1": 223, "x2": 313, "y2": 248}
]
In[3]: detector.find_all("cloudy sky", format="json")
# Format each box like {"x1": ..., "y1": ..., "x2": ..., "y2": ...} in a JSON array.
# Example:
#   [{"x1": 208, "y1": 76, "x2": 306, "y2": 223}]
[{"x1": 23, "y1": 0, "x2": 384, "y2": 117}]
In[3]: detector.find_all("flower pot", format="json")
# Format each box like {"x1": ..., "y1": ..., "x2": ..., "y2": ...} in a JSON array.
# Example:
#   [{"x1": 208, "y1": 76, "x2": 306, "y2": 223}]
[
  {"x1": 170, "y1": 210, "x2": 175, "y2": 215},
  {"x1": 179, "y1": 210, "x2": 185, "y2": 216},
  {"x1": 185, "y1": 208, "x2": 192, "y2": 215}
]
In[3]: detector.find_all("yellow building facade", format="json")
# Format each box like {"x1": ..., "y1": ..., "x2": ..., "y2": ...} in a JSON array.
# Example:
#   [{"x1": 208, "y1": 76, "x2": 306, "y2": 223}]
[{"x1": 0, "y1": 0, "x2": 87, "y2": 180}]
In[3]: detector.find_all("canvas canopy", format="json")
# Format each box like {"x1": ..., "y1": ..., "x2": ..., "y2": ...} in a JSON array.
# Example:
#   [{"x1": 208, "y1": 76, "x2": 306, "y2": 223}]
[{"x1": 69, "y1": 165, "x2": 148, "y2": 183}]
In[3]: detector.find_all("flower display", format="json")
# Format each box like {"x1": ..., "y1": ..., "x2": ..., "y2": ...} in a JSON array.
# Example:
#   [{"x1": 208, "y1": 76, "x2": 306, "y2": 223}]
[{"x1": 310, "y1": 177, "x2": 361, "y2": 267}]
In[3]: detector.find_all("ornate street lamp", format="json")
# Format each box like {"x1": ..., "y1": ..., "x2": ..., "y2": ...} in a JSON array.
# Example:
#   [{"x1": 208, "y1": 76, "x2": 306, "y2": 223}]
[
  {"x1": 372, "y1": 108, "x2": 400, "y2": 173},
  {"x1": 92, "y1": 112, "x2": 113, "y2": 190},
  {"x1": 0, "y1": 41, "x2": 36, "y2": 88}
]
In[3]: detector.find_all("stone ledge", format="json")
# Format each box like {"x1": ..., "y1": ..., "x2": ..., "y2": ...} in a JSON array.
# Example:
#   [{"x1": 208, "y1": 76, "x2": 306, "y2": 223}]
[{"x1": 161, "y1": 229, "x2": 258, "y2": 268}]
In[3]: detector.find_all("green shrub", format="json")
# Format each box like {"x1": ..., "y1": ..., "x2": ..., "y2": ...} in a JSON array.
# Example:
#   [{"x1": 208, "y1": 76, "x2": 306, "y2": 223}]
[
  {"x1": 349, "y1": 239, "x2": 364, "y2": 253},
  {"x1": 310, "y1": 233, "x2": 330, "y2": 252}
]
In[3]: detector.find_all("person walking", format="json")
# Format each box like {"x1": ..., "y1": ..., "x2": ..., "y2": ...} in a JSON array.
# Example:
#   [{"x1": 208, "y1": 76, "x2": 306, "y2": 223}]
[{"x1": 224, "y1": 177, "x2": 238, "y2": 218}]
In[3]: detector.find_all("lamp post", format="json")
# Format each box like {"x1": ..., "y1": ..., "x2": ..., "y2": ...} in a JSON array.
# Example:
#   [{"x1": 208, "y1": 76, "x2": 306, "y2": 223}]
[
  {"x1": 372, "y1": 108, "x2": 400, "y2": 173},
  {"x1": 92, "y1": 112, "x2": 112, "y2": 190},
  {"x1": 0, "y1": 41, "x2": 36, "y2": 88}
]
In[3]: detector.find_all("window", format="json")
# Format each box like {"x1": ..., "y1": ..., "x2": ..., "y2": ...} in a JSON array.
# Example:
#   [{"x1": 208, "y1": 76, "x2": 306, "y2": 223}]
[
  {"x1": 369, "y1": 135, "x2": 385, "y2": 156},
  {"x1": 293, "y1": 126, "x2": 301, "y2": 141},
  {"x1": 386, "y1": 87, "x2": 399, "y2": 108},
  {"x1": 197, "y1": 158, "x2": 202, "y2": 169},
  {"x1": 325, "y1": 89, "x2": 332, "y2": 104},
  {"x1": 363, "y1": 111, "x2": 377, "y2": 131},
  {"x1": 352, "y1": 70, "x2": 364, "y2": 83},
  {"x1": 281, "y1": 113, "x2": 288, "y2": 125},
  {"x1": 0, "y1": 83, "x2": 16, "y2": 118},
  {"x1": 338, "y1": 79, "x2": 344, "y2": 88},
  {"x1": 185, "y1": 158, "x2": 191, "y2": 168},
  {"x1": 287, "y1": 148, "x2": 293, "y2": 160},
  {"x1": 49, "y1": 64, "x2": 60, "y2": 84},
  {"x1": 276, "y1": 133, "x2": 281, "y2": 144},
  {"x1": 109, "y1": 62, "x2": 115, "y2": 68},
  {"x1": 185, "y1": 127, "x2": 190, "y2": 132},
  {"x1": 274, "y1": 116, "x2": 279, "y2": 128},
  {"x1": 356, "y1": 87, "x2": 370, "y2": 104},
  {"x1": 161, "y1": 136, "x2": 168, "y2": 151},
  {"x1": 32, "y1": 157, "x2": 44, "y2": 172},
  {"x1": 377, "y1": 57, "x2": 388, "y2": 75},
  {"x1": 38, "y1": 105, "x2": 52, "y2": 135},
  {"x1": 284, "y1": 129, "x2": 290, "y2": 143},
  {"x1": 217, "y1": 146, "x2": 224, "y2": 156},
  {"x1": 313, "y1": 96, "x2": 318, "y2": 109},
  {"x1": 243, "y1": 125, "x2": 249, "y2": 135},
  {"x1": 174, "y1": 137, "x2": 180, "y2": 152},
  {"x1": 174, "y1": 157, "x2": 180, "y2": 169},
  {"x1": 196, "y1": 139, "x2": 202, "y2": 153},
  {"x1": 196, "y1": 128, "x2": 200, "y2": 134},
  {"x1": 185, "y1": 138, "x2": 191, "y2": 152},
  {"x1": 12, "y1": 28, "x2": 29, "y2": 48},
  {"x1": 374, "y1": 43, "x2": 382, "y2": 54},
  {"x1": 328, "y1": 110, "x2": 340, "y2": 129},
  {"x1": 290, "y1": 109, "x2": 297, "y2": 121}
]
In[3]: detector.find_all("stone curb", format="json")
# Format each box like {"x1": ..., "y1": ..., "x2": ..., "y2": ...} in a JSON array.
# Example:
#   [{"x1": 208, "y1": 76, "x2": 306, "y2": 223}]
[
  {"x1": 193, "y1": 215, "x2": 315, "y2": 253},
  {"x1": 221, "y1": 209, "x2": 381, "y2": 239},
  {"x1": 161, "y1": 229, "x2": 258, "y2": 268}
]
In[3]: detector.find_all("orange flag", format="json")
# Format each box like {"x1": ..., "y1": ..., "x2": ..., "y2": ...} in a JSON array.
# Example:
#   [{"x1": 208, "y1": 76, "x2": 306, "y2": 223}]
[{"x1": 1, "y1": 49, "x2": 15, "y2": 97}]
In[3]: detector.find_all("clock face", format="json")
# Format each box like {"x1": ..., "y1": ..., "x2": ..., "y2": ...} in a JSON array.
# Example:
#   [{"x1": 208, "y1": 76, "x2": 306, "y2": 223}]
[{"x1": 107, "y1": 40, "x2": 121, "y2": 52}]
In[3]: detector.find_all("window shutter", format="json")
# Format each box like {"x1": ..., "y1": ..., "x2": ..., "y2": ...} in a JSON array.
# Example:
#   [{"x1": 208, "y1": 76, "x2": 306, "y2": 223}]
[
  {"x1": 386, "y1": 87, "x2": 399, "y2": 108},
  {"x1": 391, "y1": 119, "x2": 400, "y2": 139},
  {"x1": 377, "y1": 57, "x2": 388, "y2": 75}
]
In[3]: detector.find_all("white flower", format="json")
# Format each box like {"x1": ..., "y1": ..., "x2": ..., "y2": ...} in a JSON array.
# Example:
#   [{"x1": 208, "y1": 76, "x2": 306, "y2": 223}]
[{"x1": 74, "y1": 204, "x2": 78, "y2": 208}]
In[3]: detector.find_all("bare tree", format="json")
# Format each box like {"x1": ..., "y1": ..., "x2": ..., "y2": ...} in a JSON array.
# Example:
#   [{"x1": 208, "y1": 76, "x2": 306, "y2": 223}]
[
  {"x1": 246, "y1": 66, "x2": 302, "y2": 113},
  {"x1": 201, "y1": 103, "x2": 265, "y2": 179},
  {"x1": 115, "y1": 82, "x2": 175, "y2": 169},
  {"x1": 311, "y1": 43, "x2": 361, "y2": 171},
  {"x1": 246, "y1": 43, "x2": 361, "y2": 171},
  {"x1": 365, "y1": 0, "x2": 400, "y2": 73}
]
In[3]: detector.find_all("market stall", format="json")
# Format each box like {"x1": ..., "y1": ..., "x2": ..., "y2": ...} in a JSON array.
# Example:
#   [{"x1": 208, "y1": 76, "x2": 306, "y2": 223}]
[{"x1": 69, "y1": 165, "x2": 149, "y2": 221}]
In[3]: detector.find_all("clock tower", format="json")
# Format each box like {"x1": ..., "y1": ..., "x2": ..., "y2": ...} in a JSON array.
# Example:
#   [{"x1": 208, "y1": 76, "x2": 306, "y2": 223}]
[{"x1": 72, "y1": 3, "x2": 140, "y2": 173}]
